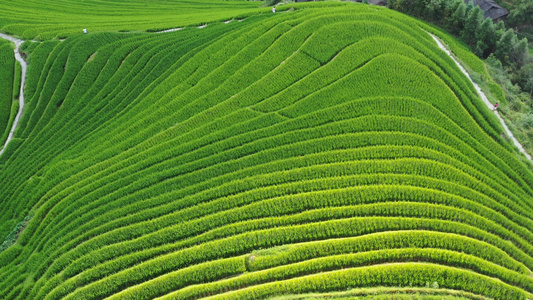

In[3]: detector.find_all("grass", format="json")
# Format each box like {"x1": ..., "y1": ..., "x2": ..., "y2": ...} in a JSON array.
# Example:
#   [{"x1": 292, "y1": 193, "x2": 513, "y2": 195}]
[
  {"x1": 269, "y1": 287, "x2": 491, "y2": 300},
  {"x1": 421, "y1": 22, "x2": 533, "y2": 164},
  {"x1": 0, "y1": 0, "x2": 279, "y2": 40},
  {"x1": 0, "y1": 39, "x2": 15, "y2": 145},
  {"x1": 0, "y1": 2, "x2": 532, "y2": 300}
]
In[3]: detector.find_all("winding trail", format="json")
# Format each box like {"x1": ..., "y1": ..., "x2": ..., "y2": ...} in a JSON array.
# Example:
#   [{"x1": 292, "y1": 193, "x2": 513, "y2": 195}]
[
  {"x1": 155, "y1": 17, "x2": 240, "y2": 33},
  {"x1": 429, "y1": 33, "x2": 533, "y2": 164},
  {"x1": 0, "y1": 33, "x2": 26, "y2": 157},
  {"x1": 156, "y1": 28, "x2": 182, "y2": 33}
]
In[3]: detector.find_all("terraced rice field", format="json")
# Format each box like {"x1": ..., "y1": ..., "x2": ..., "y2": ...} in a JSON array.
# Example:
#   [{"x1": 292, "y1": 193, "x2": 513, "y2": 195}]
[
  {"x1": 0, "y1": 39, "x2": 17, "y2": 146},
  {"x1": 0, "y1": 2, "x2": 532, "y2": 300},
  {"x1": 0, "y1": 0, "x2": 266, "y2": 40}
]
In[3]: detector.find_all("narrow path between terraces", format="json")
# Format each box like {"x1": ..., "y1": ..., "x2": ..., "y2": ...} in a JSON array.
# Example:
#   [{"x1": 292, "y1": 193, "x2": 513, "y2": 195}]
[
  {"x1": 429, "y1": 33, "x2": 533, "y2": 164},
  {"x1": 0, "y1": 33, "x2": 26, "y2": 157}
]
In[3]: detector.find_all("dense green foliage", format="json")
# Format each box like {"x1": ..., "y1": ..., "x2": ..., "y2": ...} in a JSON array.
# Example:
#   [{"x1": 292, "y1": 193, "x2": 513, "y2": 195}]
[
  {"x1": 0, "y1": 2, "x2": 532, "y2": 300},
  {"x1": 508, "y1": 0, "x2": 533, "y2": 28}
]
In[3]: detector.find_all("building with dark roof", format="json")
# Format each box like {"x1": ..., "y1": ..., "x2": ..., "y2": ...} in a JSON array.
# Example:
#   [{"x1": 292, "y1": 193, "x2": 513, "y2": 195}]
[{"x1": 465, "y1": 0, "x2": 508, "y2": 21}]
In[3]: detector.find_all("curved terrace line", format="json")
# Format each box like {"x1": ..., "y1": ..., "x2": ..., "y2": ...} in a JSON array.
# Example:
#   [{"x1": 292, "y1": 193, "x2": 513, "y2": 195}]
[
  {"x1": 33, "y1": 125, "x2": 532, "y2": 243},
  {"x1": 39, "y1": 172, "x2": 532, "y2": 276},
  {"x1": 58, "y1": 219, "x2": 533, "y2": 298},
  {"x1": 0, "y1": 33, "x2": 26, "y2": 158},
  {"x1": 33, "y1": 124, "x2": 528, "y2": 241},
  {"x1": 0, "y1": 18, "x2": 232, "y2": 158},
  {"x1": 38, "y1": 163, "x2": 533, "y2": 270},
  {"x1": 56, "y1": 192, "x2": 528, "y2": 276},
  {"x1": 429, "y1": 33, "x2": 533, "y2": 165},
  {"x1": 33, "y1": 150, "x2": 532, "y2": 268}
]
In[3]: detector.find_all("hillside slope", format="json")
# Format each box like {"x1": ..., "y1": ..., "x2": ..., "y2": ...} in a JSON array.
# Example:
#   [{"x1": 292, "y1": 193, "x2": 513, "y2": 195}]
[
  {"x1": 0, "y1": 3, "x2": 533, "y2": 300},
  {"x1": 0, "y1": 39, "x2": 15, "y2": 146},
  {"x1": 0, "y1": 0, "x2": 265, "y2": 40}
]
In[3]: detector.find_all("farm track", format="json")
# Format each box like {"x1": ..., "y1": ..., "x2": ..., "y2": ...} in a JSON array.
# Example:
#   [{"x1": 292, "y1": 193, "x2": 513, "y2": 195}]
[
  {"x1": 0, "y1": 33, "x2": 26, "y2": 157},
  {"x1": 429, "y1": 33, "x2": 533, "y2": 164}
]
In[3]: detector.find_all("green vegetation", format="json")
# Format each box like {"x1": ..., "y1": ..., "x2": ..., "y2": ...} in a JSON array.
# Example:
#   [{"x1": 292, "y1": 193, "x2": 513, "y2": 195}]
[
  {"x1": 0, "y1": 0, "x2": 270, "y2": 40},
  {"x1": 0, "y1": 216, "x2": 30, "y2": 253},
  {"x1": 387, "y1": 0, "x2": 529, "y2": 67},
  {"x1": 274, "y1": 295, "x2": 475, "y2": 300},
  {"x1": 0, "y1": 2, "x2": 532, "y2": 300},
  {"x1": 507, "y1": 0, "x2": 533, "y2": 28},
  {"x1": 387, "y1": 0, "x2": 533, "y2": 166},
  {"x1": 270, "y1": 287, "x2": 490, "y2": 300},
  {"x1": 0, "y1": 39, "x2": 15, "y2": 146}
]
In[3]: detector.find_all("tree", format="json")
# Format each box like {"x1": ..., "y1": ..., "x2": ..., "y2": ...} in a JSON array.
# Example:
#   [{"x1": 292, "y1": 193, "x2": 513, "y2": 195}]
[
  {"x1": 387, "y1": 0, "x2": 406, "y2": 12},
  {"x1": 493, "y1": 21, "x2": 506, "y2": 48},
  {"x1": 444, "y1": 0, "x2": 462, "y2": 20},
  {"x1": 387, "y1": 0, "x2": 422, "y2": 16},
  {"x1": 495, "y1": 29, "x2": 518, "y2": 66},
  {"x1": 464, "y1": 1, "x2": 474, "y2": 16},
  {"x1": 477, "y1": 18, "x2": 496, "y2": 56},
  {"x1": 486, "y1": 53, "x2": 503, "y2": 70},
  {"x1": 462, "y1": 5, "x2": 484, "y2": 46},
  {"x1": 425, "y1": 0, "x2": 446, "y2": 24},
  {"x1": 410, "y1": 0, "x2": 427, "y2": 18},
  {"x1": 495, "y1": 20, "x2": 506, "y2": 32},
  {"x1": 474, "y1": 41, "x2": 486, "y2": 57},
  {"x1": 508, "y1": 0, "x2": 533, "y2": 27},
  {"x1": 449, "y1": 1, "x2": 467, "y2": 34},
  {"x1": 511, "y1": 37, "x2": 529, "y2": 69},
  {"x1": 517, "y1": 63, "x2": 533, "y2": 96}
]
